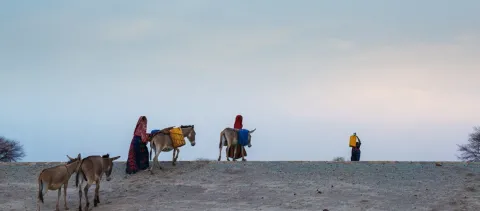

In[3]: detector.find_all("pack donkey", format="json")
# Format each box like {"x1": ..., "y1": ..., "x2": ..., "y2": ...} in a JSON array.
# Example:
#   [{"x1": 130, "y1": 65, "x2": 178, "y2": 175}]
[
  {"x1": 218, "y1": 128, "x2": 256, "y2": 161},
  {"x1": 149, "y1": 125, "x2": 196, "y2": 173},
  {"x1": 75, "y1": 154, "x2": 120, "y2": 211},
  {"x1": 37, "y1": 153, "x2": 81, "y2": 211}
]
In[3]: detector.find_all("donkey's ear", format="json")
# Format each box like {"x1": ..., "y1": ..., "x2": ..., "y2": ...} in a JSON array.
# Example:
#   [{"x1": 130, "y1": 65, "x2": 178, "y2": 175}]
[
  {"x1": 111, "y1": 156, "x2": 121, "y2": 161},
  {"x1": 77, "y1": 153, "x2": 81, "y2": 159},
  {"x1": 249, "y1": 128, "x2": 256, "y2": 134},
  {"x1": 67, "y1": 155, "x2": 74, "y2": 160}
]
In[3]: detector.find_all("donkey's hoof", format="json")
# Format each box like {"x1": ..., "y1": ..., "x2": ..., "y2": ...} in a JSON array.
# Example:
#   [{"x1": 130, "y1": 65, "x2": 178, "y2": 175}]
[
  {"x1": 242, "y1": 159, "x2": 247, "y2": 161},
  {"x1": 172, "y1": 162, "x2": 176, "y2": 166},
  {"x1": 217, "y1": 157, "x2": 221, "y2": 161},
  {"x1": 64, "y1": 206, "x2": 69, "y2": 210}
]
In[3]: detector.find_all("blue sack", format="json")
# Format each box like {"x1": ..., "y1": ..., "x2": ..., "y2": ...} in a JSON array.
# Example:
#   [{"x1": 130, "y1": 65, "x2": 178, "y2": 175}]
[
  {"x1": 237, "y1": 129, "x2": 250, "y2": 146},
  {"x1": 151, "y1": 129, "x2": 160, "y2": 134}
]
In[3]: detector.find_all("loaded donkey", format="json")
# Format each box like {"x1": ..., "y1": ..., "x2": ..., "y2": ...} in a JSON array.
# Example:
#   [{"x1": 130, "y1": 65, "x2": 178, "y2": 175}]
[
  {"x1": 149, "y1": 125, "x2": 196, "y2": 173},
  {"x1": 37, "y1": 153, "x2": 82, "y2": 211},
  {"x1": 218, "y1": 128, "x2": 256, "y2": 161}
]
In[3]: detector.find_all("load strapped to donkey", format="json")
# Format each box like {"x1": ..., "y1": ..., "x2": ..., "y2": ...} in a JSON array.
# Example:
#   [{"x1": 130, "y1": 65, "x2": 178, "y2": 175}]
[
  {"x1": 149, "y1": 126, "x2": 187, "y2": 149},
  {"x1": 227, "y1": 129, "x2": 250, "y2": 159}
]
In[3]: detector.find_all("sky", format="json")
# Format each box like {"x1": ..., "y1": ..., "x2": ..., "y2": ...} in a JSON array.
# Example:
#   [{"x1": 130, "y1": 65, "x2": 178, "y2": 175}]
[{"x1": 1, "y1": 0, "x2": 479, "y2": 162}]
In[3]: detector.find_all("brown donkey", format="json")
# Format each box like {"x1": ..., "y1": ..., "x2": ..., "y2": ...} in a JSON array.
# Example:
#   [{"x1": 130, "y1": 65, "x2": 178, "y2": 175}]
[
  {"x1": 37, "y1": 153, "x2": 82, "y2": 211},
  {"x1": 149, "y1": 125, "x2": 196, "y2": 173},
  {"x1": 75, "y1": 154, "x2": 120, "y2": 211},
  {"x1": 218, "y1": 128, "x2": 256, "y2": 161}
]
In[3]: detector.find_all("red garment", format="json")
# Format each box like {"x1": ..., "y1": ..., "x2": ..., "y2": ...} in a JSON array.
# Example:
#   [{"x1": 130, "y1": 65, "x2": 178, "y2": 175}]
[
  {"x1": 134, "y1": 116, "x2": 148, "y2": 143},
  {"x1": 230, "y1": 114, "x2": 246, "y2": 159},
  {"x1": 234, "y1": 115, "x2": 243, "y2": 129}
]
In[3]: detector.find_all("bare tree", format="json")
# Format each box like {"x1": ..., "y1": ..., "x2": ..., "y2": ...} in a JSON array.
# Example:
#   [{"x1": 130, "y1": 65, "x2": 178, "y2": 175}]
[
  {"x1": 0, "y1": 136, "x2": 26, "y2": 162},
  {"x1": 457, "y1": 127, "x2": 480, "y2": 162}
]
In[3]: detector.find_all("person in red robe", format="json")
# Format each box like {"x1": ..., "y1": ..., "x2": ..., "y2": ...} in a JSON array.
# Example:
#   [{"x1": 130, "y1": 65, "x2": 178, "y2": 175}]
[
  {"x1": 234, "y1": 115, "x2": 243, "y2": 129},
  {"x1": 126, "y1": 116, "x2": 150, "y2": 174},
  {"x1": 229, "y1": 115, "x2": 247, "y2": 160}
]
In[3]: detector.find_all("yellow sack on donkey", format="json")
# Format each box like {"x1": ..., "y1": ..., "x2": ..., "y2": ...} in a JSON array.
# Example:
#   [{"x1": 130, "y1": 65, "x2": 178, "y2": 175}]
[{"x1": 169, "y1": 127, "x2": 186, "y2": 148}]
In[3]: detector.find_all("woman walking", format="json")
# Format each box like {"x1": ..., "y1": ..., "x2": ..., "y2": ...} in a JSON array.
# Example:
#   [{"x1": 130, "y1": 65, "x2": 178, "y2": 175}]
[
  {"x1": 126, "y1": 116, "x2": 150, "y2": 174},
  {"x1": 228, "y1": 114, "x2": 247, "y2": 160}
]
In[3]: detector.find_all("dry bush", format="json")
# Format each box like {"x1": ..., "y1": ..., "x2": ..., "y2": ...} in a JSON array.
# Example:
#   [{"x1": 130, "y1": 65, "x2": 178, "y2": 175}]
[
  {"x1": 457, "y1": 127, "x2": 480, "y2": 162},
  {"x1": 332, "y1": 156, "x2": 345, "y2": 162},
  {"x1": 0, "y1": 136, "x2": 26, "y2": 162}
]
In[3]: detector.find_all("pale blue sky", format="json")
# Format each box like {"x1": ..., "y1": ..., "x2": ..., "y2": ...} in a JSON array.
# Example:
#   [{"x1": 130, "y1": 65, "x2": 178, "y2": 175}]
[{"x1": 1, "y1": 1, "x2": 479, "y2": 162}]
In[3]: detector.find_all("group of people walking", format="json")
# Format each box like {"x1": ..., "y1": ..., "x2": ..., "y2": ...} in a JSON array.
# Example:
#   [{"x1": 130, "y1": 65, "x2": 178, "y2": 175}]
[
  {"x1": 124, "y1": 114, "x2": 363, "y2": 174},
  {"x1": 125, "y1": 114, "x2": 249, "y2": 174}
]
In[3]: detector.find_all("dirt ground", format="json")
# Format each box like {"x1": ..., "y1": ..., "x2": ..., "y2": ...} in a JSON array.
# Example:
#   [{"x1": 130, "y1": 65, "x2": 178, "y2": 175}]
[{"x1": 1, "y1": 161, "x2": 479, "y2": 211}]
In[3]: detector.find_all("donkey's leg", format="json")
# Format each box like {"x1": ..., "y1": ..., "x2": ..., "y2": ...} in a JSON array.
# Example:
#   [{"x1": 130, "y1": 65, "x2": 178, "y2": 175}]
[
  {"x1": 151, "y1": 149, "x2": 162, "y2": 174},
  {"x1": 172, "y1": 149, "x2": 176, "y2": 166},
  {"x1": 149, "y1": 148, "x2": 155, "y2": 171},
  {"x1": 56, "y1": 188, "x2": 61, "y2": 211},
  {"x1": 63, "y1": 182, "x2": 69, "y2": 210},
  {"x1": 218, "y1": 145, "x2": 222, "y2": 161},
  {"x1": 173, "y1": 148, "x2": 180, "y2": 166},
  {"x1": 84, "y1": 183, "x2": 91, "y2": 210},
  {"x1": 155, "y1": 150, "x2": 162, "y2": 169},
  {"x1": 226, "y1": 146, "x2": 230, "y2": 161},
  {"x1": 241, "y1": 146, "x2": 246, "y2": 161},
  {"x1": 94, "y1": 180, "x2": 100, "y2": 207},
  {"x1": 232, "y1": 145, "x2": 238, "y2": 162}
]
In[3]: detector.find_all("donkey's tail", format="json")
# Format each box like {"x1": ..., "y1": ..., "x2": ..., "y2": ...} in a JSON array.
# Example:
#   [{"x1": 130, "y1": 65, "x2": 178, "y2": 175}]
[
  {"x1": 37, "y1": 174, "x2": 44, "y2": 203},
  {"x1": 75, "y1": 168, "x2": 83, "y2": 188},
  {"x1": 219, "y1": 130, "x2": 225, "y2": 149}
]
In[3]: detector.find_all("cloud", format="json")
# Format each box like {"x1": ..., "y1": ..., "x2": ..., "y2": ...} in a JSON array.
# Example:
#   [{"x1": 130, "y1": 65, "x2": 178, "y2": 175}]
[{"x1": 267, "y1": 36, "x2": 480, "y2": 124}]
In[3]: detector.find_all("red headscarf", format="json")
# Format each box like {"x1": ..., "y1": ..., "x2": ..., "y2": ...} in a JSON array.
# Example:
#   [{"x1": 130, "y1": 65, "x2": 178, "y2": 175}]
[
  {"x1": 234, "y1": 115, "x2": 243, "y2": 129},
  {"x1": 134, "y1": 116, "x2": 148, "y2": 143}
]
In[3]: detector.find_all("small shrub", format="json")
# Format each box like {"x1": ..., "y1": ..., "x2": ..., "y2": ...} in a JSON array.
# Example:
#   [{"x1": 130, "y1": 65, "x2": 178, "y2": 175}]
[
  {"x1": 0, "y1": 136, "x2": 26, "y2": 162},
  {"x1": 196, "y1": 158, "x2": 213, "y2": 162}
]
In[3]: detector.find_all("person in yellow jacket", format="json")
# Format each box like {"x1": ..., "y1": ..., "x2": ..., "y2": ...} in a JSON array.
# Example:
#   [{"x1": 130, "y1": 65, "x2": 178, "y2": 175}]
[{"x1": 350, "y1": 133, "x2": 362, "y2": 161}]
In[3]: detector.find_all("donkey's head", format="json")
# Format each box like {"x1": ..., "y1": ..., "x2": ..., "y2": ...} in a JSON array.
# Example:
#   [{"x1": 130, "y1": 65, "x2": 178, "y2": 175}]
[
  {"x1": 247, "y1": 128, "x2": 256, "y2": 148},
  {"x1": 101, "y1": 154, "x2": 121, "y2": 181},
  {"x1": 66, "y1": 153, "x2": 82, "y2": 173},
  {"x1": 181, "y1": 125, "x2": 196, "y2": 146}
]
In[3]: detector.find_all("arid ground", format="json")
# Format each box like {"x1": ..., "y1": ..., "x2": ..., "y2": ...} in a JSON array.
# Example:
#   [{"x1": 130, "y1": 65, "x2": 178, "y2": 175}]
[{"x1": 1, "y1": 161, "x2": 479, "y2": 211}]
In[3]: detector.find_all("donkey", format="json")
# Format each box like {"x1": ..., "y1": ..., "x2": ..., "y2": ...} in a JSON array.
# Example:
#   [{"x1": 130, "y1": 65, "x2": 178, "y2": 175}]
[
  {"x1": 37, "y1": 153, "x2": 81, "y2": 211},
  {"x1": 149, "y1": 125, "x2": 196, "y2": 173},
  {"x1": 75, "y1": 154, "x2": 120, "y2": 211},
  {"x1": 218, "y1": 128, "x2": 256, "y2": 161}
]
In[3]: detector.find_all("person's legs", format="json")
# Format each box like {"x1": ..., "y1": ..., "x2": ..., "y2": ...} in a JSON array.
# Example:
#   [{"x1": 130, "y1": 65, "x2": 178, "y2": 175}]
[
  {"x1": 351, "y1": 149, "x2": 359, "y2": 161},
  {"x1": 138, "y1": 142, "x2": 150, "y2": 170},
  {"x1": 126, "y1": 136, "x2": 139, "y2": 174},
  {"x1": 351, "y1": 148, "x2": 355, "y2": 161}
]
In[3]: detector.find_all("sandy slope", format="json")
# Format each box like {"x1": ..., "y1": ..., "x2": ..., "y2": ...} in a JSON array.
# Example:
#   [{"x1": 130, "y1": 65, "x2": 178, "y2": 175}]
[{"x1": 0, "y1": 161, "x2": 479, "y2": 211}]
